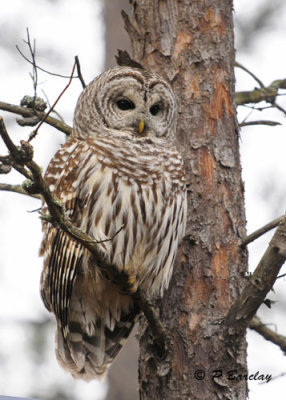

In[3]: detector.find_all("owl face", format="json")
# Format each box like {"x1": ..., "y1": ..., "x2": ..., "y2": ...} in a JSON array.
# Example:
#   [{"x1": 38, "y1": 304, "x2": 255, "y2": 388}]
[{"x1": 73, "y1": 67, "x2": 177, "y2": 140}]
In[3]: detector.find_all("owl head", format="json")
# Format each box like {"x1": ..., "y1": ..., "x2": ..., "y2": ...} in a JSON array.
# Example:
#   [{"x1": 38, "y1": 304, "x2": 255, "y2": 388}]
[{"x1": 73, "y1": 66, "x2": 177, "y2": 140}]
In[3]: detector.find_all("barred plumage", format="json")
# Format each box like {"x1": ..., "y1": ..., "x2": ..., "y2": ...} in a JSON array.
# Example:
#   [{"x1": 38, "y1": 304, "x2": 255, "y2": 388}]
[{"x1": 40, "y1": 66, "x2": 186, "y2": 380}]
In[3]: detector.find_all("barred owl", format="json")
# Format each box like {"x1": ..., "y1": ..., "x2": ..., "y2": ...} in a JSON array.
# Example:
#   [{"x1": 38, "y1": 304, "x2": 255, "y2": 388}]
[{"x1": 40, "y1": 66, "x2": 186, "y2": 381}]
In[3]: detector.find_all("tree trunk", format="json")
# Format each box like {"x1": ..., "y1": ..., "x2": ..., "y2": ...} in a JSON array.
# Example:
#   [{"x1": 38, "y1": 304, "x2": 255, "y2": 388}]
[{"x1": 123, "y1": 1, "x2": 248, "y2": 399}]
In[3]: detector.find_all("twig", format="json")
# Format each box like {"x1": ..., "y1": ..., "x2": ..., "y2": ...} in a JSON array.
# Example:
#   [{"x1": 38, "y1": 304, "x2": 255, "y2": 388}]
[
  {"x1": 272, "y1": 102, "x2": 286, "y2": 116},
  {"x1": 241, "y1": 215, "x2": 284, "y2": 247},
  {"x1": 15, "y1": 31, "x2": 86, "y2": 137},
  {"x1": 239, "y1": 120, "x2": 281, "y2": 128},
  {"x1": 16, "y1": 40, "x2": 80, "y2": 80},
  {"x1": 0, "y1": 183, "x2": 40, "y2": 199},
  {"x1": 243, "y1": 104, "x2": 273, "y2": 112},
  {"x1": 98, "y1": 224, "x2": 125, "y2": 244},
  {"x1": 28, "y1": 60, "x2": 77, "y2": 141},
  {"x1": 10, "y1": 163, "x2": 32, "y2": 180},
  {"x1": 75, "y1": 56, "x2": 86, "y2": 88},
  {"x1": 0, "y1": 101, "x2": 72, "y2": 135},
  {"x1": 41, "y1": 90, "x2": 64, "y2": 122},
  {"x1": 249, "y1": 316, "x2": 286, "y2": 354},
  {"x1": 0, "y1": 116, "x2": 168, "y2": 357},
  {"x1": 24, "y1": 28, "x2": 38, "y2": 99},
  {"x1": 235, "y1": 61, "x2": 265, "y2": 88}
]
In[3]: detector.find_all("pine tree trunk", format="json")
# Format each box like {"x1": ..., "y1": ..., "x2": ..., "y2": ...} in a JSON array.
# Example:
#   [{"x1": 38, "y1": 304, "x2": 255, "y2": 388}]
[{"x1": 123, "y1": 1, "x2": 248, "y2": 399}]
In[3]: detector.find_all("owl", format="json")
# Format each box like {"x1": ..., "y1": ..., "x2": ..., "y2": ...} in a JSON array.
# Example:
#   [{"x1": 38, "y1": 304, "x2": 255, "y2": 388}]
[{"x1": 40, "y1": 66, "x2": 187, "y2": 381}]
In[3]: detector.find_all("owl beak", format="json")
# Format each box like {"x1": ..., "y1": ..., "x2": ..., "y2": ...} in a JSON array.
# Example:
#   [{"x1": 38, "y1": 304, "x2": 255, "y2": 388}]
[{"x1": 138, "y1": 120, "x2": 145, "y2": 135}]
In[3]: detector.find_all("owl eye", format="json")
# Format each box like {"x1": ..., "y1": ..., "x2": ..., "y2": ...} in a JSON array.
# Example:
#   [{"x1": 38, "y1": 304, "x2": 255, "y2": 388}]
[
  {"x1": 150, "y1": 104, "x2": 161, "y2": 116},
  {"x1": 116, "y1": 99, "x2": 135, "y2": 111}
]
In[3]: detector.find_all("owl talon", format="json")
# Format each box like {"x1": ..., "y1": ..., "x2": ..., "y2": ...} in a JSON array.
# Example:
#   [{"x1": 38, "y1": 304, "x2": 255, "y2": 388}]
[{"x1": 118, "y1": 273, "x2": 138, "y2": 295}]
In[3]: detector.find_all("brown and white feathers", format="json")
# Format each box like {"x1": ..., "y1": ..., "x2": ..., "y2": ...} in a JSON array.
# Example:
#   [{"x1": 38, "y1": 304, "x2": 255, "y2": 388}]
[{"x1": 39, "y1": 66, "x2": 187, "y2": 381}]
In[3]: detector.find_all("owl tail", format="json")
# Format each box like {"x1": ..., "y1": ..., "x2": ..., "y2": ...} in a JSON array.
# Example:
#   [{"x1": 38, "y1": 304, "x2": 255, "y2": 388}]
[{"x1": 55, "y1": 309, "x2": 137, "y2": 381}]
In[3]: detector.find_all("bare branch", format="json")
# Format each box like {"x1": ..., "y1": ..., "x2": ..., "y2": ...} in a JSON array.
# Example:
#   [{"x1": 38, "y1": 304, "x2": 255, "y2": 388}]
[
  {"x1": 225, "y1": 216, "x2": 286, "y2": 336},
  {"x1": 239, "y1": 120, "x2": 281, "y2": 128},
  {"x1": 0, "y1": 183, "x2": 40, "y2": 199},
  {"x1": 0, "y1": 100, "x2": 72, "y2": 135},
  {"x1": 249, "y1": 316, "x2": 286, "y2": 355},
  {"x1": 241, "y1": 215, "x2": 284, "y2": 247}
]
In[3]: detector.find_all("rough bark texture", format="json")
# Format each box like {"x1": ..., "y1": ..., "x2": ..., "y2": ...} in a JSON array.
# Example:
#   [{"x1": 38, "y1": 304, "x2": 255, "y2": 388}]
[{"x1": 123, "y1": 1, "x2": 248, "y2": 399}]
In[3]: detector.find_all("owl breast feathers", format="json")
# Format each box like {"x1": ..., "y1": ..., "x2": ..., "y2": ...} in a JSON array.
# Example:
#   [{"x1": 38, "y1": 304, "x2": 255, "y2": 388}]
[{"x1": 40, "y1": 66, "x2": 187, "y2": 381}]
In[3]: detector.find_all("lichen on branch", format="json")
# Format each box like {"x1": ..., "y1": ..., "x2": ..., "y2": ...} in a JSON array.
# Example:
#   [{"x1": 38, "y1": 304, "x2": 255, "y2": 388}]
[{"x1": 235, "y1": 78, "x2": 286, "y2": 106}]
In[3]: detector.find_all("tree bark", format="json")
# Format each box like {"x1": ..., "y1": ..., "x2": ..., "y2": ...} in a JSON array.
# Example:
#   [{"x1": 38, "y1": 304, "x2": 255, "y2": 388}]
[{"x1": 123, "y1": 1, "x2": 248, "y2": 399}]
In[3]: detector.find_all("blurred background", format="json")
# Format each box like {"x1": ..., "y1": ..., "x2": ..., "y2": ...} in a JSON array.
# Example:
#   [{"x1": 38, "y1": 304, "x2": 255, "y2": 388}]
[{"x1": 0, "y1": 0, "x2": 285, "y2": 399}]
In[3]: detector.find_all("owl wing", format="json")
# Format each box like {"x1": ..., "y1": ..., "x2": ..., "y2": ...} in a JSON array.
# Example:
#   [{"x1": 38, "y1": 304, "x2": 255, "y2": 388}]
[
  {"x1": 40, "y1": 138, "x2": 139, "y2": 380},
  {"x1": 40, "y1": 138, "x2": 87, "y2": 331}
]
